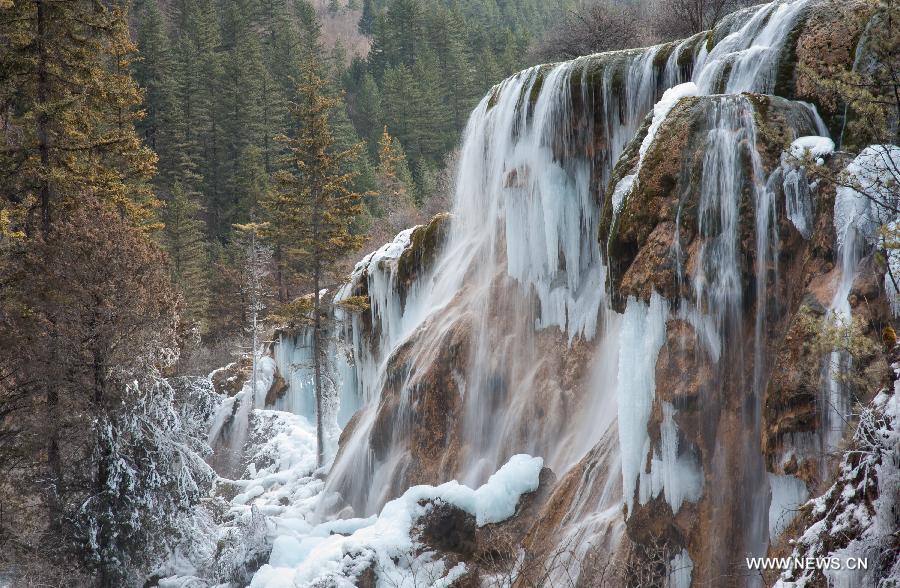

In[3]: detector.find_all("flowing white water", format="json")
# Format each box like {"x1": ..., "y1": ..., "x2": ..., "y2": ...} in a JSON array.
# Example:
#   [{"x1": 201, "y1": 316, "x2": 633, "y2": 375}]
[
  {"x1": 208, "y1": 354, "x2": 276, "y2": 476},
  {"x1": 263, "y1": 0, "x2": 841, "y2": 581}
]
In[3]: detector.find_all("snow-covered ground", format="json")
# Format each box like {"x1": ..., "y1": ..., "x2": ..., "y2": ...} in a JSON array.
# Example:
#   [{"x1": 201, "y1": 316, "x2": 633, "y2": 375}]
[{"x1": 160, "y1": 360, "x2": 543, "y2": 588}]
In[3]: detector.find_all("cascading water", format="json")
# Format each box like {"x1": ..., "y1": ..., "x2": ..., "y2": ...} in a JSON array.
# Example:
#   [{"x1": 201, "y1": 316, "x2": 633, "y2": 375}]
[
  {"x1": 259, "y1": 0, "x2": 882, "y2": 584},
  {"x1": 208, "y1": 353, "x2": 276, "y2": 477}
]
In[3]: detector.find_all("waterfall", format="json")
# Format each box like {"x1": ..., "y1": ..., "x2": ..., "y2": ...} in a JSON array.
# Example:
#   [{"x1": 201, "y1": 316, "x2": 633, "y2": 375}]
[
  {"x1": 264, "y1": 0, "x2": 858, "y2": 582},
  {"x1": 208, "y1": 354, "x2": 276, "y2": 477},
  {"x1": 316, "y1": 45, "x2": 701, "y2": 517}
]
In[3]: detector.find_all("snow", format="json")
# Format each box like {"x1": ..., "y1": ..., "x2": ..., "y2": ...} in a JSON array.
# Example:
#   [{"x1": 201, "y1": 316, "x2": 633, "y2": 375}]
[
  {"x1": 638, "y1": 82, "x2": 698, "y2": 163},
  {"x1": 341, "y1": 227, "x2": 417, "y2": 289},
  {"x1": 249, "y1": 454, "x2": 543, "y2": 587},
  {"x1": 610, "y1": 174, "x2": 636, "y2": 221},
  {"x1": 616, "y1": 292, "x2": 669, "y2": 515},
  {"x1": 776, "y1": 379, "x2": 900, "y2": 588},
  {"x1": 226, "y1": 410, "x2": 321, "y2": 516},
  {"x1": 790, "y1": 135, "x2": 835, "y2": 159}
]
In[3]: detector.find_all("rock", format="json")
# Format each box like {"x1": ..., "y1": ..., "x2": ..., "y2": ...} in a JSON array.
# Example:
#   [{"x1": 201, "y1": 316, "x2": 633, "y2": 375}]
[
  {"x1": 412, "y1": 466, "x2": 556, "y2": 584},
  {"x1": 210, "y1": 360, "x2": 249, "y2": 397},
  {"x1": 264, "y1": 371, "x2": 288, "y2": 406},
  {"x1": 367, "y1": 310, "x2": 472, "y2": 490},
  {"x1": 655, "y1": 319, "x2": 710, "y2": 408},
  {"x1": 792, "y1": 0, "x2": 875, "y2": 138},
  {"x1": 625, "y1": 494, "x2": 685, "y2": 547},
  {"x1": 603, "y1": 94, "x2": 821, "y2": 308},
  {"x1": 763, "y1": 304, "x2": 824, "y2": 474},
  {"x1": 619, "y1": 221, "x2": 681, "y2": 303},
  {"x1": 418, "y1": 500, "x2": 478, "y2": 558},
  {"x1": 503, "y1": 166, "x2": 530, "y2": 189},
  {"x1": 396, "y1": 212, "x2": 451, "y2": 304},
  {"x1": 355, "y1": 564, "x2": 376, "y2": 588}
]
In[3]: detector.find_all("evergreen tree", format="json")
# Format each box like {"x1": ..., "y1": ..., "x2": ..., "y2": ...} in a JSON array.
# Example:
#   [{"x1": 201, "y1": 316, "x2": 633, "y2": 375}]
[
  {"x1": 349, "y1": 72, "x2": 384, "y2": 153},
  {"x1": 263, "y1": 58, "x2": 365, "y2": 466},
  {"x1": 359, "y1": 0, "x2": 376, "y2": 35},
  {"x1": 428, "y1": 5, "x2": 476, "y2": 132},
  {"x1": 0, "y1": 5, "x2": 163, "y2": 580},
  {"x1": 160, "y1": 183, "x2": 211, "y2": 330},
  {"x1": 220, "y1": 34, "x2": 267, "y2": 230},
  {"x1": 376, "y1": 126, "x2": 415, "y2": 207},
  {"x1": 0, "y1": 0, "x2": 158, "y2": 236},
  {"x1": 2, "y1": 201, "x2": 209, "y2": 585},
  {"x1": 134, "y1": 0, "x2": 180, "y2": 185}
]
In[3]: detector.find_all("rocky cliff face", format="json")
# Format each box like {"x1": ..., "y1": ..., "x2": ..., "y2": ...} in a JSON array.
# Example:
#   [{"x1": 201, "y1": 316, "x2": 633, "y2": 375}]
[{"x1": 260, "y1": 1, "x2": 897, "y2": 586}]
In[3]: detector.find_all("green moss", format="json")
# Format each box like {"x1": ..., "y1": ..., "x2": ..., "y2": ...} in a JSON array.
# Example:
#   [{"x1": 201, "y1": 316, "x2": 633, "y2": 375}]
[
  {"x1": 397, "y1": 213, "x2": 452, "y2": 299},
  {"x1": 745, "y1": 92, "x2": 772, "y2": 122},
  {"x1": 772, "y1": 9, "x2": 810, "y2": 98},
  {"x1": 678, "y1": 36, "x2": 701, "y2": 74},
  {"x1": 335, "y1": 294, "x2": 370, "y2": 314},
  {"x1": 611, "y1": 97, "x2": 704, "y2": 262},
  {"x1": 712, "y1": 61, "x2": 733, "y2": 94},
  {"x1": 610, "y1": 66, "x2": 626, "y2": 101},
  {"x1": 528, "y1": 70, "x2": 545, "y2": 105},
  {"x1": 653, "y1": 41, "x2": 676, "y2": 72}
]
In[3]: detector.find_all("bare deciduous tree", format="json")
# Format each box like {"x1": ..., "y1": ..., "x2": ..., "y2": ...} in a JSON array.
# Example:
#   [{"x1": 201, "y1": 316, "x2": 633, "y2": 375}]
[{"x1": 530, "y1": 0, "x2": 646, "y2": 62}]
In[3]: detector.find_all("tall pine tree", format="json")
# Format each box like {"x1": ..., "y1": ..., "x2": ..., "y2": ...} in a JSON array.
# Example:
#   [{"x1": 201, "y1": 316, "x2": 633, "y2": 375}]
[
  {"x1": 159, "y1": 182, "x2": 210, "y2": 329},
  {"x1": 0, "y1": 0, "x2": 157, "y2": 236},
  {"x1": 263, "y1": 57, "x2": 365, "y2": 466}
]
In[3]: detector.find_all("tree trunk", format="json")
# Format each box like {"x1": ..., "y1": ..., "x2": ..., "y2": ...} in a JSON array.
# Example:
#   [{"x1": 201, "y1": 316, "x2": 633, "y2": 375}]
[
  {"x1": 46, "y1": 327, "x2": 63, "y2": 535},
  {"x1": 275, "y1": 248, "x2": 288, "y2": 303},
  {"x1": 36, "y1": 0, "x2": 51, "y2": 237},
  {"x1": 312, "y1": 262, "x2": 325, "y2": 468},
  {"x1": 93, "y1": 345, "x2": 111, "y2": 588}
]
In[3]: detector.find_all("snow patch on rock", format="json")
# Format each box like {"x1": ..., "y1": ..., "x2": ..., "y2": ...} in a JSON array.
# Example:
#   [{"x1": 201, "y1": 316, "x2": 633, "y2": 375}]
[{"x1": 250, "y1": 454, "x2": 543, "y2": 587}]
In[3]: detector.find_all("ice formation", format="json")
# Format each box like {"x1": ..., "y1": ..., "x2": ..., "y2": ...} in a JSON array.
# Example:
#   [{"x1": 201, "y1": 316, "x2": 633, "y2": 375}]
[
  {"x1": 616, "y1": 292, "x2": 669, "y2": 514},
  {"x1": 669, "y1": 549, "x2": 694, "y2": 588},
  {"x1": 249, "y1": 455, "x2": 542, "y2": 587},
  {"x1": 768, "y1": 473, "x2": 809, "y2": 540}
]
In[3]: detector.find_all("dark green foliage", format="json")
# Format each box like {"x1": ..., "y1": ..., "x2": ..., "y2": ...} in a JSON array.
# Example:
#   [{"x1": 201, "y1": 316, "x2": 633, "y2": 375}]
[
  {"x1": 159, "y1": 183, "x2": 210, "y2": 330},
  {"x1": 129, "y1": 0, "x2": 547, "y2": 339},
  {"x1": 344, "y1": 0, "x2": 550, "y2": 195}
]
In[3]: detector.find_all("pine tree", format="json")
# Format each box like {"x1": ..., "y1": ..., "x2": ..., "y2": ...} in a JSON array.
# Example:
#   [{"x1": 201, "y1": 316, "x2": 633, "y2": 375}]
[
  {"x1": 134, "y1": 0, "x2": 180, "y2": 186},
  {"x1": 350, "y1": 72, "x2": 384, "y2": 153},
  {"x1": 220, "y1": 34, "x2": 267, "y2": 230},
  {"x1": 428, "y1": 5, "x2": 476, "y2": 133},
  {"x1": 0, "y1": 4, "x2": 161, "y2": 578},
  {"x1": 263, "y1": 57, "x2": 365, "y2": 466},
  {"x1": 1, "y1": 200, "x2": 208, "y2": 585},
  {"x1": 160, "y1": 183, "x2": 210, "y2": 330},
  {"x1": 171, "y1": 0, "x2": 227, "y2": 238},
  {"x1": 358, "y1": 0, "x2": 376, "y2": 35},
  {"x1": 0, "y1": 0, "x2": 158, "y2": 236},
  {"x1": 377, "y1": 127, "x2": 414, "y2": 206}
]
